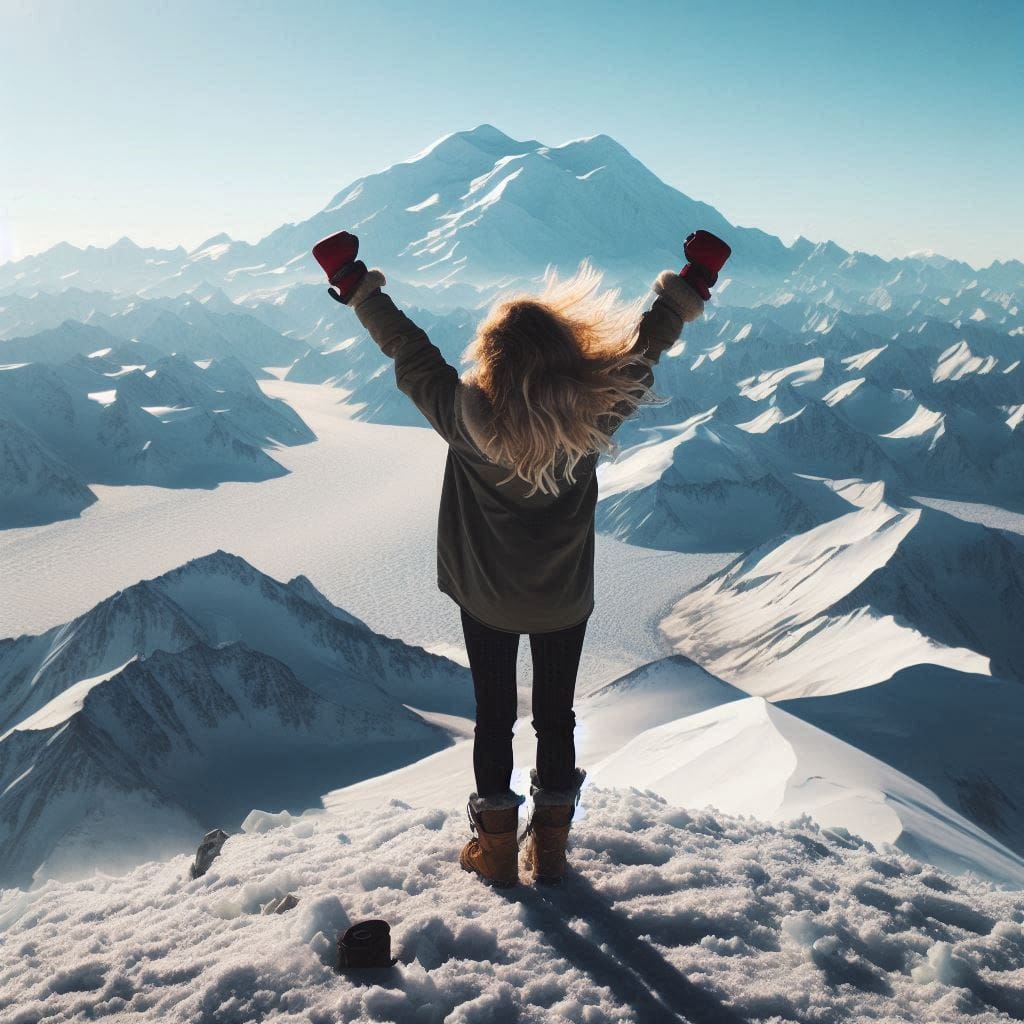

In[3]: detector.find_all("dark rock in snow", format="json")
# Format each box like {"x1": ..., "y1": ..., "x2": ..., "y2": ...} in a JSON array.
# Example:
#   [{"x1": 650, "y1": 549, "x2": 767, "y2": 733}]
[
  {"x1": 261, "y1": 893, "x2": 299, "y2": 915},
  {"x1": 189, "y1": 828, "x2": 229, "y2": 879}
]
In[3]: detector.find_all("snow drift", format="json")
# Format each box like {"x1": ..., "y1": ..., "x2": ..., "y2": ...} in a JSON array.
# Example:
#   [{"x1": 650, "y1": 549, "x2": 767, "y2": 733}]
[{"x1": 1, "y1": 785, "x2": 1021, "y2": 1023}]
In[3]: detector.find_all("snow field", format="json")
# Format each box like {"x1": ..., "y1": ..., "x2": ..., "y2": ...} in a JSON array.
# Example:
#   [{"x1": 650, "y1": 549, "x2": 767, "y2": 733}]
[
  {"x1": 1, "y1": 786, "x2": 1022, "y2": 1024},
  {"x1": 0, "y1": 379, "x2": 733, "y2": 693}
]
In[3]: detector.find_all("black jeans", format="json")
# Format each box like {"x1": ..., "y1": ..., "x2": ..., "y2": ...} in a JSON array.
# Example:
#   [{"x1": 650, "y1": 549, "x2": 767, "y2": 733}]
[{"x1": 460, "y1": 606, "x2": 588, "y2": 798}]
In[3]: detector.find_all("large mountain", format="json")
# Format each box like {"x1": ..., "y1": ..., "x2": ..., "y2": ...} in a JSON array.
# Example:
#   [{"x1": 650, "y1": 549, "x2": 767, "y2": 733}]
[
  {"x1": 0, "y1": 551, "x2": 472, "y2": 887},
  {"x1": 2, "y1": 125, "x2": 1021, "y2": 315},
  {"x1": 247, "y1": 125, "x2": 793, "y2": 295},
  {"x1": 0, "y1": 127, "x2": 790, "y2": 301}
]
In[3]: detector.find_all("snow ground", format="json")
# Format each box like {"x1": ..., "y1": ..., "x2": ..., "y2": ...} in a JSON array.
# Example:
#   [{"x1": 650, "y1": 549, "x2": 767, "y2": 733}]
[
  {"x1": 1, "y1": 786, "x2": 1021, "y2": 1024},
  {"x1": 329, "y1": 670, "x2": 1024, "y2": 891},
  {"x1": 586, "y1": 695, "x2": 1024, "y2": 888},
  {"x1": 0, "y1": 379, "x2": 733, "y2": 693}
]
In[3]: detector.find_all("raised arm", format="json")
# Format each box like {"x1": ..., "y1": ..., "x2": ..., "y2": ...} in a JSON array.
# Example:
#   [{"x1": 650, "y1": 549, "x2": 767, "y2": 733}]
[
  {"x1": 634, "y1": 269, "x2": 706, "y2": 366},
  {"x1": 599, "y1": 270, "x2": 705, "y2": 439},
  {"x1": 347, "y1": 269, "x2": 460, "y2": 442},
  {"x1": 310, "y1": 231, "x2": 460, "y2": 442},
  {"x1": 603, "y1": 230, "x2": 731, "y2": 438}
]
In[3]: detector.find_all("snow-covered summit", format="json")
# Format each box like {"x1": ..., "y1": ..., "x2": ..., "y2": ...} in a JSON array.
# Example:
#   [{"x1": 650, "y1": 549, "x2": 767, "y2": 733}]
[
  {"x1": 1, "y1": 785, "x2": 1020, "y2": 1023},
  {"x1": 2, "y1": 124, "x2": 1020, "y2": 317},
  {"x1": 261, "y1": 123, "x2": 770, "y2": 297}
]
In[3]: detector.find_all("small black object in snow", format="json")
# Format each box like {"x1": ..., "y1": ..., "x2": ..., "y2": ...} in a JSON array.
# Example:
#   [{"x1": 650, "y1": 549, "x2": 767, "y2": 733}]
[
  {"x1": 188, "y1": 828, "x2": 229, "y2": 879},
  {"x1": 337, "y1": 919, "x2": 398, "y2": 969}
]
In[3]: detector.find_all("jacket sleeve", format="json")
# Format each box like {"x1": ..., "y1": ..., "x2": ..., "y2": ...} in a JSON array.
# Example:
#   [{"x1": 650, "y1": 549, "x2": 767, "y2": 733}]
[
  {"x1": 602, "y1": 270, "x2": 705, "y2": 438},
  {"x1": 351, "y1": 282, "x2": 460, "y2": 443}
]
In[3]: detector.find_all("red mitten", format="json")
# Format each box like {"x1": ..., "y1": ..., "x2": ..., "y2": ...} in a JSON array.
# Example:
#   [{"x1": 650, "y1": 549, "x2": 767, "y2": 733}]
[
  {"x1": 680, "y1": 230, "x2": 732, "y2": 300},
  {"x1": 312, "y1": 230, "x2": 368, "y2": 304}
]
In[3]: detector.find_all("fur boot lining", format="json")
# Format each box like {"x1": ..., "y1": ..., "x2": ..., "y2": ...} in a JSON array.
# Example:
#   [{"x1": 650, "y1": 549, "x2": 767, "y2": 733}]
[
  {"x1": 349, "y1": 268, "x2": 387, "y2": 309},
  {"x1": 529, "y1": 767, "x2": 587, "y2": 806},
  {"x1": 469, "y1": 789, "x2": 526, "y2": 812},
  {"x1": 653, "y1": 269, "x2": 705, "y2": 323}
]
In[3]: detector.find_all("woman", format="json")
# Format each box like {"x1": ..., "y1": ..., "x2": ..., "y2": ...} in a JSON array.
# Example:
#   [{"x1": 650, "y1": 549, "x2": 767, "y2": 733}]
[{"x1": 312, "y1": 229, "x2": 726, "y2": 888}]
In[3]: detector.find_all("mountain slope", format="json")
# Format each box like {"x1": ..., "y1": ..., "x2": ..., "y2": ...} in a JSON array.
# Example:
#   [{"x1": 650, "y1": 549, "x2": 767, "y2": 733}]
[
  {"x1": 0, "y1": 640, "x2": 451, "y2": 888},
  {"x1": 0, "y1": 551, "x2": 473, "y2": 886},
  {"x1": 659, "y1": 485, "x2": 1024, "y2": 697},
  {"x1": 0, "y1": 415, "x2": 97, "y2": 527},
  {"x1": 0, "y1": 353, "x2": 315, "y2": 526},
  {"x1": 4, "y1": 124, "x2": 1019, "y2": 316},
  {"x1": 588, "y1": 694, "x2": 1024, "y2": 887},
  {"x1": 596, "y1": 407, "x2": 855, "y2": 551},
  {"x1": 779, "y1": 664, "x2": 1024, "y2": 861}
]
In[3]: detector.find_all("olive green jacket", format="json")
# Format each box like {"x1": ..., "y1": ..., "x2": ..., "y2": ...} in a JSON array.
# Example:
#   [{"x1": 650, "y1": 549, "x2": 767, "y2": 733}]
[{"x1": 351, "y1": 269, "x2": 704, "y2": 633}]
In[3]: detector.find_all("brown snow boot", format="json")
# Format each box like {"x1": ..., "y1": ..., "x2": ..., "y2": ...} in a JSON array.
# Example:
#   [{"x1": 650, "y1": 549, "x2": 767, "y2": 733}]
[
  {"x1": 459, "y1": 790, "x2": 525, "y2": 888},
  {"x1": 519, "y1": 767, "x2": 586, "y2": 886}
]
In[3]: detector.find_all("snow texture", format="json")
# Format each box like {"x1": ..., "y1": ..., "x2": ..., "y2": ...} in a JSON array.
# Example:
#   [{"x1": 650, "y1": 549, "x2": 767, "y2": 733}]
[{"x1": 1, "y1": 786, "x2": 1022, "y2": 1024}]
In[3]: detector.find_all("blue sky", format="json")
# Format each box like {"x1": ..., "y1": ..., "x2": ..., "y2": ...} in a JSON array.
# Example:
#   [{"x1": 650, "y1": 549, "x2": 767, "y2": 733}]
[{"x1": 1, "y1": 0, "x2": 1021, "y2": 267}]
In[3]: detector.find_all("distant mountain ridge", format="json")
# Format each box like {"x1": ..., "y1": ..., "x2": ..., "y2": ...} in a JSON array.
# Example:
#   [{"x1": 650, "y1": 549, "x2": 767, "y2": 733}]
[
  {"x1": 0, "y1": 347, "x2": 315, "y2": 527},
  {"x1": 1, "y1": 124, "x2": 1020, "y2": 308}
]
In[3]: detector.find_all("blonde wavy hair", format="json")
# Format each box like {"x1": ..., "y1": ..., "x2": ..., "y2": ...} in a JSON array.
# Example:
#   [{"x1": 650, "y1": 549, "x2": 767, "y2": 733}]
[{"x1": 463, "y1": 259, "x2": 659, "y2": 497}]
